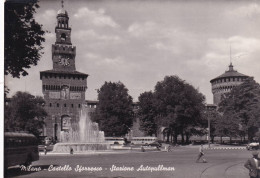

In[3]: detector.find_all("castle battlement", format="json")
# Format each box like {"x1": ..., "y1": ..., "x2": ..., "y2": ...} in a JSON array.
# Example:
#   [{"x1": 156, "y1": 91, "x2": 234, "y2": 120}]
[{"x1": 52, "y1": 44, "x2": 76, "y2": 56}]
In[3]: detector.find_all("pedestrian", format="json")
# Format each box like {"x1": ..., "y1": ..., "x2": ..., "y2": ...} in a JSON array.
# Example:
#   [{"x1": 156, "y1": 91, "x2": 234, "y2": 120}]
[
  {"x1": 167, "y1": 145, "x2": 172, "y2": 152},
  {"x1": 244, "y1": 151, "x2": 260, "y2": 178},
  {"x1": 141, "y1": 145, "x2": 145, "y2": 152},
  {"x1": 70, "y1": 148, "x2": 74, "y2": 155},
  {"x1": 44, "y1": 146, "x2": 47, "y2": 155},
  {"x1": 196, "y1": 144, "x2": 206, "y2": 163}
]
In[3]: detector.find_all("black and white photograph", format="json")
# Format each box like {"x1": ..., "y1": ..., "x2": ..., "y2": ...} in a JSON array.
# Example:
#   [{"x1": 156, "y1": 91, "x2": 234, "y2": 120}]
[{"x1": 3, "y1": 0, "x2": 260, "y2": 177}]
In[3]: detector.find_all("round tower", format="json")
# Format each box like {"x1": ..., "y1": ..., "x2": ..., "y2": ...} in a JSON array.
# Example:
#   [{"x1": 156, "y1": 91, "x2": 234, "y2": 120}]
[{"x1": 210, "y1": 63, "x2": 248, "y2": 106}]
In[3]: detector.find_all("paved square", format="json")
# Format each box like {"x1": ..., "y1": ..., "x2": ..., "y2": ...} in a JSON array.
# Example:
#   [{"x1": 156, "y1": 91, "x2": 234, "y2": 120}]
[{"x1": 5, "y1": 147, "x2": 252, "y2": 178}]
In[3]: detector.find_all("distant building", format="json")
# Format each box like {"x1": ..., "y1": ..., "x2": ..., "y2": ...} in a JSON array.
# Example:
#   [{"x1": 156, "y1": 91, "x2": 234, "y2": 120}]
[
  {"x1": 210, "y1": 63, "x2": 249, "y2": 106},
  {"x1": 40, "y1": 4, "x2": 88, "y2": 141}
]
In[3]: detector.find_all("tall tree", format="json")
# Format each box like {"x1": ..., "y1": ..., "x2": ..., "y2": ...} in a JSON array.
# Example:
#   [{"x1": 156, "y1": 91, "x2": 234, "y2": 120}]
[
  {"x1": 142, "y1": 76, "x2": 206, "y2": 144},
  {"x1": 218, "y1": 77, "x2": 260, "y2": 142},
  {"x1": 138, "y1": 91, "x2": 158, "y2": 136},
  {"x1": 4, "y1": 92, "x2": 47, "y2": 138},
  {"x1": 93, "y1": 82, "x2": 134, "y2": 137},
  {"x1": 5, "y1": 0, "x2": 45, "y2": 78}
]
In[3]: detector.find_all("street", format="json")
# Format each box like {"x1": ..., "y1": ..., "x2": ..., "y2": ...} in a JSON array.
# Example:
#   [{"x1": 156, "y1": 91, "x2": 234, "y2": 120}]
[{"x1": 5, "y1": 147, "x2": 251, "y2": 178}]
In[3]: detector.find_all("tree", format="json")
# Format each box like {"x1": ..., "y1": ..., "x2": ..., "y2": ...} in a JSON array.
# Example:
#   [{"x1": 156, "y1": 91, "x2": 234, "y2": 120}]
[
  {"x1": 4, "y1": 92, "x2": 47, "y2": 138},
  {"x1": 5, "y1": 0, "x2": 45, "y2": 78},
  {"x1": 138, "y1": 91, "x2": 158, "y2": 136},
  {"x1": 204, "y1": 109, "x2": 222, "y2": 142},
  {"x1": 218, "y1": 77, "x2": 260, "y2": 142},
  {"x1": 93, "y1": 82, "x2": 134, "y2": 137},
  {"x1": 139, "y1": 76, "x2": 206, "y2": 144},
  {"x1": 215, "y1": 112, "x2": 240, "y2": 143}
]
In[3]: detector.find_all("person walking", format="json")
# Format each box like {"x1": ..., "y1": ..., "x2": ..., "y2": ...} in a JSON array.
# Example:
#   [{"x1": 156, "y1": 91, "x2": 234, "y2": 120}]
[
  {"x1": 196, "y1": 144, "x2": 205, "y2": 163},
  {"x1": 244, "y1": 151, "x2": 260, "y2": 178},
  {"x1": 70, "y1": 148, "x2": 74, "y2": 154},
  {"x1": 167, "y1": 145, "x2": 172, "y2": 152},
  {"x1": 44, "y1": 146, "x2": 47, "y2": 155}
]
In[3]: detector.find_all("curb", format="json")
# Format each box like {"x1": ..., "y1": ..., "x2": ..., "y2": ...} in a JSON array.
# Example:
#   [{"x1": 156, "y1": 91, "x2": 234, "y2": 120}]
[
  {"x1": 205, "y1": 147, "x2": 246, "y2": 150},
  {"x1": 39, "y1": 149, "x2": 162, "y2": 156}
]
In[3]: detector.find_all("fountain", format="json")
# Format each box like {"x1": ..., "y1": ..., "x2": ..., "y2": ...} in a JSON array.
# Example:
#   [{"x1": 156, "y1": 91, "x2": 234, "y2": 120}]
[{"x1": 53, "y1": 107, "x2": 110, "y2": 152}]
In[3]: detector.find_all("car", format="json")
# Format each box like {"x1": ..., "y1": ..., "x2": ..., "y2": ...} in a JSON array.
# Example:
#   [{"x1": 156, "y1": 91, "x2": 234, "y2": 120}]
[
  {"x1": 246, "y1": 142, "x2": 259, "y2": 150},
  {"x1": 148, "y1": 141, "x2": 162, "y2": 147}
]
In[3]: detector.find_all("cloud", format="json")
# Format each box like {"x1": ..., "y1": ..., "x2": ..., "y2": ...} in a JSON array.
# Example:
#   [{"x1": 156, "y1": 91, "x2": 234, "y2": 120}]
[
  {"x1": 73, "y1": 7, "x2": 119, "y2": 28},
  {"x1": 95, "y1": 56, "x2": 124, "y2": 67},
  {"x1": 73, "y1": 29, "x2": 122, "y2": 43},
  {"x1": 201, "y1": 36, "x2": 260, "y2": 72},
  {"x1": 128, "y1": 21, "x2": 158, "y2": 37},
  {"x1": 226, "y1": 3, "x2": 260, "y2": 19},
  {"x1": 127, "y1": 21, "x2": 204, "y2": 58},
  {"x1": 36, "y1": 9, "x2": 56, "y2": 22},
  {"x1": 84, "y1": 53, "x2": 99, "y2": 60},
  {"x1": 207, "y1": 36, "x2": 260, "y2": 56},
  {"x1": 45, "y1": 32, "x2": 55, "y2": 40}
]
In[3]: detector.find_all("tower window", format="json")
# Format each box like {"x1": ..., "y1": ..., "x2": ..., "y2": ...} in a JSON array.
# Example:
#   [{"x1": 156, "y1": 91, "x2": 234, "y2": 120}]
[
  {"x1": 57, "y1": 103, "x2": 59, "y2": 107},
  {"x1": 78, "y1": 104, "x2": 81, "y2": 108},
  {"x1": 49, "y1": 103, "x2": 52, "y2": 107},
  {"x1": 61, "y1": 33, "x2": 66, "y2": 41},
  {"x1": 71, "y1": 104, "x2": 74, "y2": 108},
  {"x1": 64, "y1": 104, "x2": 66, "y2": 107}
]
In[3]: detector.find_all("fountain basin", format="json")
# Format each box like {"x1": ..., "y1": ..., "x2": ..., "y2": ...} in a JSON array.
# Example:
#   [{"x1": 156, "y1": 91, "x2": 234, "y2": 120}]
[{"x1": 53, "y1": 143, "x2": 111, "y2": 152}]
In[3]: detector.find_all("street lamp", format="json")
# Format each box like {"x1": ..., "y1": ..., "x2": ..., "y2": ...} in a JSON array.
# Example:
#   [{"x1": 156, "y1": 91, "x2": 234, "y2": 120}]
[{"x1": 208, "y1": 116, "x2": 210, "y2": 148}]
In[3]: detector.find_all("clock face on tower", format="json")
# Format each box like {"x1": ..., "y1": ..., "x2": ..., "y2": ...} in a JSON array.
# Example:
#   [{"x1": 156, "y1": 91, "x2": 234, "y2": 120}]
[{"x1": 58, "y1": 55, "x2": 70, "y2": 66}]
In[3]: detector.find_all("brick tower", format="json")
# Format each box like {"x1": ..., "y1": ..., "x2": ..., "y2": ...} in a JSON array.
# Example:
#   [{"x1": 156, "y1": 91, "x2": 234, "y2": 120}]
[
  {"x1": 40, "y1": 2, "x2": 88, "y2": 141},
  {"x1": 210, "y1": 63, "x2": 248, "y2": 106}
]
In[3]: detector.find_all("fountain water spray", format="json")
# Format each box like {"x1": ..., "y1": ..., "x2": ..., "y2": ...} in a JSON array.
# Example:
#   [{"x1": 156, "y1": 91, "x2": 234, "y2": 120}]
[{"x1": 53, "y1": 106, "x2": 110, "y2": 152}]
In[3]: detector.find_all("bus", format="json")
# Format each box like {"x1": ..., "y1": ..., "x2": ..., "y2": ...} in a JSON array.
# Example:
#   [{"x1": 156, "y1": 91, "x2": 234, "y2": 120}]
[
  {"x1": 130, "y1": 137, "x2": 158, "y2": 145},
  {"x1": 105, "y1": 137, "x2": 125, "y2": 145},
  {"x1": 4, "y1": 132, "x2": 39, "y2": 169}
]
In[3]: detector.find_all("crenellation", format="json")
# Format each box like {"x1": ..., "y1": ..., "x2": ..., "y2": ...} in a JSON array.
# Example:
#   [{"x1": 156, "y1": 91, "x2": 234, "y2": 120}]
[{"x1": 52, "y1": 44, "x2": 76, "y2": 56}]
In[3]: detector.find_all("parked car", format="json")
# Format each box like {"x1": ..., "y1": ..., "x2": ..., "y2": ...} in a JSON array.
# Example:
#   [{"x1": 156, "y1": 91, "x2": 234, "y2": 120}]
[
  {"x1": 246, "y1": 142, "x2": 259, "y2": 150},
  {"x1": 148, "y1": 141, "x2": 162, "y2": 147}
]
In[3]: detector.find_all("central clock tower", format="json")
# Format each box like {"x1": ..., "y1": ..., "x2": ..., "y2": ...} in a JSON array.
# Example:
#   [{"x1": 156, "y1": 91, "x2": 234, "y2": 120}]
[
  {"x1": 40, "y1": 2, "x2": 88, "y2": 141},
  {"x1": 52, "y1": 4, "x2": 76, "y2": 71}
]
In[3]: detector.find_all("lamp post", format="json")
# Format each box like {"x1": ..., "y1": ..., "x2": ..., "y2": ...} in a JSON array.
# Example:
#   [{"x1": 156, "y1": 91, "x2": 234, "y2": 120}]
[{"x1": 208, "y1": 116, "x2": 210, "y2": 148}]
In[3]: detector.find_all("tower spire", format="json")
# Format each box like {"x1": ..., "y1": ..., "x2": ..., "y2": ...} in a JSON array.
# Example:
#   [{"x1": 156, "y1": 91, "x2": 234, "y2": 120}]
[
  {"x1": 230, "y1": 44, "x2": 232, "y2": 65},
  {"x1": 61, "y1": 0, "x2": 64, "y2": 8},
  {"x1": 228, "y1": 44, "x2": 234, "y2": 71}
]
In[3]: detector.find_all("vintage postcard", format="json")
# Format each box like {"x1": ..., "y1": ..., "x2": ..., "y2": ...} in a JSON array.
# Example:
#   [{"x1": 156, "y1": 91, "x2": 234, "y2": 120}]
[{"x1": 4, "y1": 0, "x2": 260, "y2": 177}]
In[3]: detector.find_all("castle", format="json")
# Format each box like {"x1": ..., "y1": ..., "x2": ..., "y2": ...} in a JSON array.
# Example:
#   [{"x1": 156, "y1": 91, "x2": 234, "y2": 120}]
[
  {"x1": 210, "y1": 63, "x2": 249, "y2": 106},
  {"x1": 40, "y1": 3, "x2": 88, "y2": 141}
]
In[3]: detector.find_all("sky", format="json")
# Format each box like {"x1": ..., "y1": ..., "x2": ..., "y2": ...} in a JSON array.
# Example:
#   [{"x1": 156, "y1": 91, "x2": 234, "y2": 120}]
[{"x1": 5, "y1": 0, "x2": 260, "y2": 104}]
